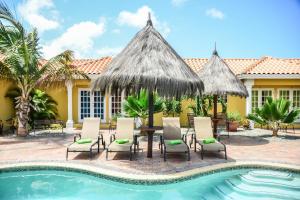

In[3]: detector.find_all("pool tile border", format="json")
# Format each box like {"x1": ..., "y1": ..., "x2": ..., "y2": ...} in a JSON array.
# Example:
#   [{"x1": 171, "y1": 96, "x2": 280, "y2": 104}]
[{"x1": 0, "y1": 161, "x2": 299, "y2": 185}]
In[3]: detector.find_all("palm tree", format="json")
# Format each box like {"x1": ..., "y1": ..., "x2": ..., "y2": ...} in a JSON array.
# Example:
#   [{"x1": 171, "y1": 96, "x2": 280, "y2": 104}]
[
  {"x1": 6, "y1": 88, "x2": 58, "y2": 126},
  {"x1": 248, "y1": 97, "x2": 300, "y2": 136},
  {"x1": 0, "y1": 3, "x2": 89, "y2": 136}
]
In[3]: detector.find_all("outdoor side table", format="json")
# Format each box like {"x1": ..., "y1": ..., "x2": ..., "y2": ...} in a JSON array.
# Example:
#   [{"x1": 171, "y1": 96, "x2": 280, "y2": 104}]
[{"x1": 140, "y1": 126, "x2": 162, "y2": 158}]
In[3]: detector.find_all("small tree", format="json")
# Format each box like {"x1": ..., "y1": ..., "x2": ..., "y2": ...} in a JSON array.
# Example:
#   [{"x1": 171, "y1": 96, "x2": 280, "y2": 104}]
[{"x1": 248, "y1": 97, "x2": 300, "y2": 136}]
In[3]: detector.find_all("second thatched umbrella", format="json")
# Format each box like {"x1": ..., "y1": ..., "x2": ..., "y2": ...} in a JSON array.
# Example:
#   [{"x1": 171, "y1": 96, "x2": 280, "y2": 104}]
[
  {"x1": 197, "y1": 48, "x2": 248, "y2": 135},
  {"x1": 92, "y1": 14, "x2": 203, "y2": 157}
]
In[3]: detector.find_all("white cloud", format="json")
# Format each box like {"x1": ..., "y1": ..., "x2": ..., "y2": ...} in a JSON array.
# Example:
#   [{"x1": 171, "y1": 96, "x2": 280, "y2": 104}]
[
  {"x1": 18, "y1": 0, "x2": 59, "y2": 33},
  {"x1": 112, "y1": 29, "x2": 121, "y2": 34},
  {"x1": 117, "y1": 5, "x2": 171, "y2": 37},
  {"x1": 206, "y1": 8, "x2": 225, "y2": 20},
  {"x1": 96, "y1": 46, "x2": 123, "y2": 57},
  {"x1": 42, "y1": 20, "x2": 105, "y2": 59},
  {"x1": 171, "y1": 0, "x2": 188, "y2": 7}
]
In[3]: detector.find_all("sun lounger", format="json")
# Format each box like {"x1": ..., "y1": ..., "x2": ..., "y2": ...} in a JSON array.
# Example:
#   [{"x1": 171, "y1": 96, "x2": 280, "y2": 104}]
[
  {"x1": 106, "y1": 118, "x2": 135, "y2": 161},
  {"x1": 162, "y1": 117, "x2": 190, "y2": 161},
  {"x1": 66, "y1": 118, "x2": 104, "y2": 160},
  {"x1": 193, "y1": 117, "x2": 227, "y2": 160}
]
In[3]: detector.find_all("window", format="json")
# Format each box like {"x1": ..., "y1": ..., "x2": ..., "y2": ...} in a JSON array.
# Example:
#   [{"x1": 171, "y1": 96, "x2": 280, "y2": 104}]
[
  {"x1": 251, "y1": 89, "x2": 273, "y2": 112},
  {"x1": 79, "y1": 89, "x2": 105, "y2": 121},
  {"x1": 94, "y1": 91, "x2": 105, "y2": 119},
  {"x1": 80, "y1": 90, "x2": 90, "y2": 119},
  {"x1": 293, "y1": 90, "x2": 300, "y2": 109},
  {"x1": 279, "y1": 90, "x2": 290, "y2": 101},
  {"x1": 110, "y1": 91, "x2": 123, "y2": 117},
  {"x1": 252, "y1": 90, "x2": 258, "y2": 112},
  {"x1": 261, "y1": 90, "x2": 272, "y2": 105}
]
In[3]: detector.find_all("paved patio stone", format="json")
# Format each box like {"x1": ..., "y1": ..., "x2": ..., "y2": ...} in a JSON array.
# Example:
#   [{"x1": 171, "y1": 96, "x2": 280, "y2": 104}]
[{"x1": 0, "y1": 128, "x2": 299, "y2": 175}]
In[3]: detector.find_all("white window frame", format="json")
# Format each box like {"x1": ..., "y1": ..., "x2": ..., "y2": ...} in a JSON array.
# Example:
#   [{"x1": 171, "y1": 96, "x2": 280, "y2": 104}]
[
  {"x1": 78, "y1": 88, "x2": 106, "y2": 123},
  {"x1": 277, "y1": 88, "x2": 293, "y2": 101},
  {"x1": 109, "y1": 90, "x2": 125, "y2": 119},
  {"x1": 252, "y1": 88, "x2": 274, "y2": 108},
  {"x1": 278, "y1": 88, "x2": 300, "y2": 122}
]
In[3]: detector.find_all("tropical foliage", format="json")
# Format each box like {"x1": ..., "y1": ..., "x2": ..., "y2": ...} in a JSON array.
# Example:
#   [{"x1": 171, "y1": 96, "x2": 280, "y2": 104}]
[
  {"x1": 227, "y1": 112, "x2": 241, "y2": 122},
  {"x1": 248, "y1": 97, "x2": 300, "y2": 136},
  {"x1": 0, "y1": 3, "x2": 89, "y2": 136},
  {"x1": 123, "y1": 90, "x2": 164, "y2": 126},
  {"x1": 189, "y1": 95, "x2": 227, "y2": 116},
  {"x1": 189, "y1": 96, "x2": 212, "y2": 116},
  {"x1": 6, "y1": 88, "x2": 58, "y2": 126},
  {"x1": 163, "y1": 98, "x2": 182, "y2": 117}
]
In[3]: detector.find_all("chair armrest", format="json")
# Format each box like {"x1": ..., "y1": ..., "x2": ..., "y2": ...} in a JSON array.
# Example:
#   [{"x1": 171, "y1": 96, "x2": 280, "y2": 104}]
[
  {"x1": 74, "y1": 133, "x2": 81, "y2": 142},
  {"x1": 98, "y1": 131, "x2": 104, "y2": 139},
  {"x1": 110, "y1": 133, "x2": 116, "y2": 144}
]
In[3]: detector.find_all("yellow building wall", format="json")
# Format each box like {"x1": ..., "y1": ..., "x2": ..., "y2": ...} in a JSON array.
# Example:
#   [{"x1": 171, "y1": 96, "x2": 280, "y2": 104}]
[
  {"x1": 227, "y1": 96, "x2": 246, "y2": 117},
  {"x1": 0, "y1": 80, "x2": 15, "y2": 128},
  {"x1": 46, "y1": 86, "x2": 68, "y2": 122},
  {"x1": 1, "y1": 78, "x2": 299, "y2": 129}
]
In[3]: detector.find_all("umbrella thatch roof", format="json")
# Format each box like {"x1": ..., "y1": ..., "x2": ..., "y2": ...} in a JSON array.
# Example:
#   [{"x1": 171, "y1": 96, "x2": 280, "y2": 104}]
[
  {"x1": 197, "y1": 49, "x2": 248, "y2": 97},
  {"x1": 92, "y1": 14, "x2": 203, "y2": 98}
]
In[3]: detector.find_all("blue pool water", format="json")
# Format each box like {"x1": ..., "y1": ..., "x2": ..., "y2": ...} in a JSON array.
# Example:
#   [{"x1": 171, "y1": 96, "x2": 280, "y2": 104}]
[{"x1": 0, "y1": 168, "x2": 300, "y2": 200}]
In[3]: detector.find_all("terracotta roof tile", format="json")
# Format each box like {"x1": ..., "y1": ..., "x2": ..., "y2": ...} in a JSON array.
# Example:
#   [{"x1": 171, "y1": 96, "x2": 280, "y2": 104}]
[
  {"x1": 1, "y1": 55, "x2": 300, "y2": 76},
  {"x1": 183, "y1": 58, "x2": 259, "y2": 75},
  {"x1": 245, "y1": 57, "x2": 300, "y2": 75}
]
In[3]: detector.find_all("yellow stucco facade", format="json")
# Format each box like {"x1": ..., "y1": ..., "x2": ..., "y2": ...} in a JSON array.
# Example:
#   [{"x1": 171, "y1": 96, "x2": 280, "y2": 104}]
[{"x1": 1, "y1": 78, "x2": 299, "y2": 129}]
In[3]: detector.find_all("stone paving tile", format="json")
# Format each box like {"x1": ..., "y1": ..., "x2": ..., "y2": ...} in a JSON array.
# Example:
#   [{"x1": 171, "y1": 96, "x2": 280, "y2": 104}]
[{"x1": 0, "y1": 128, "x2": 299, "y2": 175}]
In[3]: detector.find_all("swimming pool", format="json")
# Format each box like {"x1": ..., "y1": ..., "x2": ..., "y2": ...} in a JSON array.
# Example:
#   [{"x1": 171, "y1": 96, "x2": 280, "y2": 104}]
[{"x1": 0, "y1": 168, "x2": 299, "y2": 200}]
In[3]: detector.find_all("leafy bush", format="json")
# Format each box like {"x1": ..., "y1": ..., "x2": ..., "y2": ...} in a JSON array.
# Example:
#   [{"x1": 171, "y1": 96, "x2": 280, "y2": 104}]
[{"x1": 163, "y1": 98, "x2": 182, "y2": 117}]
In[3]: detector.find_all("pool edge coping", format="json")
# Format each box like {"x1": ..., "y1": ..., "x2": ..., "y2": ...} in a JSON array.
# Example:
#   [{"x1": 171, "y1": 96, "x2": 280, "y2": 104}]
[{"x1": 1, "y1": 161, "x2": 300, "y2": 183}]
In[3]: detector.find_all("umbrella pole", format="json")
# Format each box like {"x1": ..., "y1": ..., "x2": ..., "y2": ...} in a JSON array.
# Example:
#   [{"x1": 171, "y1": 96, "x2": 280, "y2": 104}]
[
  {"x1": 147, "y1": 91, "x2": 154, "y2": 158},
  {"x1": 213, "y1": 95, "x2": 218, "y2": 137}
]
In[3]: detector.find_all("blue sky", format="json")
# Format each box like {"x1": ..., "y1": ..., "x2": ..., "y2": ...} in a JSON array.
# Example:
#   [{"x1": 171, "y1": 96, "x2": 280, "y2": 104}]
[{"x1": 7, "y1": 0, "x2": 300, "y2": 59}]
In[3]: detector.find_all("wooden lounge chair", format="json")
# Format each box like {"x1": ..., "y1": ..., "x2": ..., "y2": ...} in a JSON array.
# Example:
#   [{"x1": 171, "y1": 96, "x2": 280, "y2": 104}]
[
  {"x1": 193, "y1": 117, "x2": 227, "y2": 160},
  {"x1": 106, "y1": 118, "x2": 135, "y2": 161},
  {"x1": 66, "y1": 118, "x2": 104, "y2": 160},
  {"x1": 162, "y1": 117, "x2": 190, "y2": 161}
]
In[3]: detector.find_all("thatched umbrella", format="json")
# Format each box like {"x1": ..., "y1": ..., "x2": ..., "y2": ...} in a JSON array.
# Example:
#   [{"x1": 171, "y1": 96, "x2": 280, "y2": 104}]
[
  {"x1": 92, "y1": 14, "x2": 203, "y2": 157},
  {"x1": 197, "y1": 46, "x2": 248, "y2": 134}
]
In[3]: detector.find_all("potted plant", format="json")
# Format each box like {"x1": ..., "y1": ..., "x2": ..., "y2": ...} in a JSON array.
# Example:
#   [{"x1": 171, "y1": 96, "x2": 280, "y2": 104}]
[{"x1": 227, "y1": 112, "x2": 241, "y2": 131}]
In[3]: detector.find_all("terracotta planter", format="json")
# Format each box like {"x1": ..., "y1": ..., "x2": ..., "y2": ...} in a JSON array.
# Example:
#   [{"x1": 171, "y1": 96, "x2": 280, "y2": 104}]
[{"x1": 228, "y1": 121, "x2": 239, "y2": 132}]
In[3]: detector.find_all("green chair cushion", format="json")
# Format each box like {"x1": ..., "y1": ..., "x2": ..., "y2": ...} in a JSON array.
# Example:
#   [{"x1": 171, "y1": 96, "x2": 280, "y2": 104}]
[
  {"x1": 115, "y1": 139, "x2": 129, "y2": 144},
  {"x1": 203, "y1": 138, "x2": 216, "y2": 144},
  {"x1": 167, "y1": 140, "x2": 182, "y2": 145},
  {"x1": 76, "y1": 138, "x2": 92, "y2": 144}
]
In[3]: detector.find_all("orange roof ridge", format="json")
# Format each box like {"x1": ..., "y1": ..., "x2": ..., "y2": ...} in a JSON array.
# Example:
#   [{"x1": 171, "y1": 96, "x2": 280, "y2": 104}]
[{"x1": 243, "y1": 56, "x2": 270, "y2": 74}]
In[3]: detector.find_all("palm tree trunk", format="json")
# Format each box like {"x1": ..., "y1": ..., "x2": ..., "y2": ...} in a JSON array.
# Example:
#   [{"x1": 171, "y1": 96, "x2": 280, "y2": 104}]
[
  {"x1": 15, "y1": 96, "x2": 30, "y2": 136},
  {"x1": 272, "y1": 128, "x2": 279, "y2": 137},
  {"x1": 272, "y1": 122, "x2": 279, "y2": 137}
]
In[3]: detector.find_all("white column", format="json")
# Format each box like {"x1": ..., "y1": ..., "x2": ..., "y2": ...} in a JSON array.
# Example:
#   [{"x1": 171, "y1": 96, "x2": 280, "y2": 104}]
[
  {"x1": 244, "y1": 79, "x2": 254, "y2": 129},
  {"x1": 65, "y1": 81, "x2": 74, "y2": 129}
]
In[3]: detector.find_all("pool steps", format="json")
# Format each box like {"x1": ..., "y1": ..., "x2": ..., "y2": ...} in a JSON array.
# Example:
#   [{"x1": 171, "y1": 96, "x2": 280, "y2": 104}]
[{"x1": 201, "y1": 170, "x2": 300, "y2": 200}]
